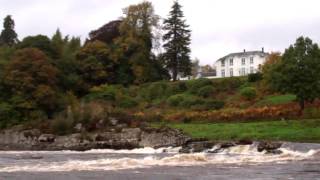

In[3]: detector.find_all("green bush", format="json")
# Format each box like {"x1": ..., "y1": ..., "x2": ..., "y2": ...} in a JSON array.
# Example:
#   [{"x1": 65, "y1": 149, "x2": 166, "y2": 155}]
[
  {"x1": 167, "y1": 94, "x2": 203, "y2": 108},
  {"x1": 166, "y1": 81, "x2": 187, "y2": 96},
  {"x1": 240, "y1": 87, "x2": 257, "y2": 100},
  {"x1": 143, "y1": 81, "x2": 168, "y2": 101},
  {"x1": 214, "y1": 77, "x2": 245, "y2": 91},
  {"x1": 186, "y1": 78, "x2": 212, "y2": 94},
  {"x1": 167, "y1": 94, "x2": 185, "y2": 106},
  {"x1": 117, "y1": 96, "x2": 138, "y2": 108},
  {"x1": 197, "y1": 85, "x2": 214, "y2": 98},
  {"x1": 248, "y1": 72, "x2": 263, "y2": 82},
  {"x1": 180, "y1": 95, "x2": 204, "y2": 108},
  {"x1": 86, "y1": 85, "x2": 118, "y2": 102}
]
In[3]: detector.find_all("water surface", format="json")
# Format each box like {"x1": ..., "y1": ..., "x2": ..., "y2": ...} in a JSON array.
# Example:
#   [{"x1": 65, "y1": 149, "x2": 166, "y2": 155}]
[{"x1": 1, "y1": 142, "x2": 319, "y2": 180}]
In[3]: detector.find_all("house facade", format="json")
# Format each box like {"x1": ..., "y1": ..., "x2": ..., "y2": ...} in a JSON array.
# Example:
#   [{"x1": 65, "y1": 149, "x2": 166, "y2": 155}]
[{"x1": 215, "y1": 48, "x2": 269, "y2": 78}]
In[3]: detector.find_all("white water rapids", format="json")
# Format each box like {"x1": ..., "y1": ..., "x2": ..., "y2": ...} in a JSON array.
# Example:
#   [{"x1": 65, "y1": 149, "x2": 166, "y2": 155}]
[{"x1": 0, "y1": 143, "x2": 319, "y2": 173}]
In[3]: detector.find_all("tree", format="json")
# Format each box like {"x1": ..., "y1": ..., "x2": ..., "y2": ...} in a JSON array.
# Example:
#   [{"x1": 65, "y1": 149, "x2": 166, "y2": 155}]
[
  {"x1": 76, "y1": 41, "x2": 115, "y2": 91},
  {"x1": 266, "y1": 37, "x2": 320, "y2": 111},
  {"x1": 191, "y1": 58, "x2": 200, "y2": 78},
  {"x1": 201, "y1": 65, "x2": 214, "y2": 73},
  {"x1": 261, "y1": 52, "x2": 282, "y2": 90},
  {"x1": 115, "y1": 1, "x2": 166, "y2": 84},
  {"x1": 55, "y1": 36, "x2": 82, "y2": 93},
  {"x1": 18, "y1": 35, "x2": 54, "y2": 57},
  {"x1": 0, "y1": 15, "x2": 18, "y2": 46},
  {"x1": 2, "y1": 48, "x2": 59, "y2": 118},
  {"x1": 163, "y1": 1, "x2": 191, "y2": 81},
  {"x1": 88, "y1": 20, "x2": 122, "y2": 44},
  {"x1": 51, "y1": 29, "x2": 64, "y2": 59}
]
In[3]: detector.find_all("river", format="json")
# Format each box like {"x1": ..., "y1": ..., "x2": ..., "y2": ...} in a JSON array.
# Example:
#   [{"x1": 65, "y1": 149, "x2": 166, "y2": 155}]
[{"x1": 0, "y1": 142, "x2": 319, "y2": 180}]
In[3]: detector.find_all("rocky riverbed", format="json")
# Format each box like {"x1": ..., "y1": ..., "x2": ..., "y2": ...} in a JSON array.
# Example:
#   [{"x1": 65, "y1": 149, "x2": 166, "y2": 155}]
[
  {"x1": 0, "y1": 123, "x2": 285, "y2": 155},
  {"x1": 0, "y1": 125, "x2": 191, "y2": 151}
]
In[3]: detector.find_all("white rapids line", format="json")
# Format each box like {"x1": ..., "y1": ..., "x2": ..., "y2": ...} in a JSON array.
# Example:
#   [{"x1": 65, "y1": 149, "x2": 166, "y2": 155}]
[{"x1": 0, "y1": 145, "x2": 319, "y2": 172}]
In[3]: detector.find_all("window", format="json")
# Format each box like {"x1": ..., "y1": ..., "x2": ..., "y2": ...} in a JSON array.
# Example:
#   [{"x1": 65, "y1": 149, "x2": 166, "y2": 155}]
[
  {"x1": 241, "y1": 58, "x2": 246, "y2": 65},
  {"x1": 250, "y1": 67, "x2": 254, "y2": 74},
  {"x1": 221, "y1": 60, "x2": 225, "y2": 67},
  {"x1": 221, "y1": 69, "x2": 225, "y2": 77},
  {"x1": 241, "y1": 68, "x2": 246, "y2": 76},
  {"x1": 250, "y1": 57, "x2": 254, "y2": 64},
  {"x1": 230, "y1": 58, "x2": 233, "y2": 66},
  {"x1": 230, "y1": 68, "x2": 233, "y2": 77}
]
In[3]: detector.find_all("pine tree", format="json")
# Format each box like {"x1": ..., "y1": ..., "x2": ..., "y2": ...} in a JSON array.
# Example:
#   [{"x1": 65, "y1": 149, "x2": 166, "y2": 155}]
[
  {"x1": 163, "y1": 1, "x2": 191, "y2": 81},
  {"x1": 51, "y1": 28, "x2": 64, "y2": 59},
  {"x1": 0, "y1": 15, "x2": 18, "y2": 46}
]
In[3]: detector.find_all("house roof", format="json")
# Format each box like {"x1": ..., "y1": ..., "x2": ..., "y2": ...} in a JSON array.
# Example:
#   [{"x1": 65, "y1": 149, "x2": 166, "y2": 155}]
[{"x1": 216, "y1": 51, "x2": 269, "y2": 63}]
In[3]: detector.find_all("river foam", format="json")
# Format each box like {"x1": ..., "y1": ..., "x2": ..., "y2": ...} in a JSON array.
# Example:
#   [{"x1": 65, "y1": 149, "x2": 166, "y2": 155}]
[{"x1": 0, "y1": 144, "x2": 319, "y2": 172}]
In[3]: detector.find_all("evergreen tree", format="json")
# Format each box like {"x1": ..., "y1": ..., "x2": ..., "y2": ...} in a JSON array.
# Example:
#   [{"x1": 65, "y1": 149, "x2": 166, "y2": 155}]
[
  {"x1": 163, "y1": 1, "x2": 191, "y2": 81},
  {"x1": 0, "y1": 15, "x2": 18, "y2": 46},
  {"x1": 51, "y1": 28, "x2": 64, "y2": 59}
]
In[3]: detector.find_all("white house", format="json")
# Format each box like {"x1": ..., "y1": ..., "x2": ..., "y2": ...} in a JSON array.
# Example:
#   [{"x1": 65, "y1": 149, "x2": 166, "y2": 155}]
[{"x1": 215, "y1": 48, "x2": 269, "y2": 78}]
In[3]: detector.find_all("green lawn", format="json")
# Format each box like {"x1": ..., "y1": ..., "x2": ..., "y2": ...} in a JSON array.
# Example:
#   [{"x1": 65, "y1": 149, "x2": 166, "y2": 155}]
[
  {"x1": 256, "y1": 94, "x2": 296, "y2": 106},
  {"x1": 155, "y1": 119, "x2": 320, "y2": 142}
]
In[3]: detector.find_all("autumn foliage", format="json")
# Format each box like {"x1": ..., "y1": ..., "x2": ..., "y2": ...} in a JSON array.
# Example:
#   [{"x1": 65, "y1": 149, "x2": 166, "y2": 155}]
[{"x1": 2, "y1": 48, "x2": 59, "y2": 118}]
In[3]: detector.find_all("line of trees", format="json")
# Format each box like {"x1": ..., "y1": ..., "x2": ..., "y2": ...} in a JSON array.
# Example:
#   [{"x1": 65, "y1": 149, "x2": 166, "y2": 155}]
[{"x1": 0, "y1": 1, "x2": 192, "y2": 124}]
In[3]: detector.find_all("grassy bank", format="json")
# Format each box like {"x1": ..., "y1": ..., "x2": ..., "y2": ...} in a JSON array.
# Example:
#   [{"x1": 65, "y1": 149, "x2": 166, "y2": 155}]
[{"x1": 155, "y1": 119, "x2": 320, "y2": 142}]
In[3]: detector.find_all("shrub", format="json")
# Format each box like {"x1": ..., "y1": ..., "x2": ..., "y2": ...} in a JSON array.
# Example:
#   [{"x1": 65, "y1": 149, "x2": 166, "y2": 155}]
[
  {"x1": 186, "y1": 78, "x2": 212, "y2": 94},
  {"x1": 166, "y1": 81, "x2": 187, "y2": 96},
  {"x1": 164, "y1": 103, "x2": 301, "y2": 123},
  {"x1": 240, "y1": 87, "x2": 257, "y2": 100},
  {"x1": 64, "y1": 101, "x2": 110, "y2": 132},
  {"x1": 180, "y1": 95, "x2": 204, "y2": 108},
  {"x1": 86, "y1": 85, "x2": 118, "y2": 102},
  {"x1": 167, "y1": 94, "x2": 204, "y2": 108},
  {"x1": 214, "y1": 77, "x2": 244, "y2": 92},
  {"x1": 51, "y1": 114, "x2": 74, "y2": 135},
  {"x1": 167, "y1": 94, "x2": 184, "y2": 106},
  {"x1": 134, "y1": 111, "x2": 164, "y2": 122},
  {"x1": 117, "y1": 96, "x2": 138, "y2": 108},
  {"x1": 248, "y1": 72, "x2": 263, "y2": 82},
  {"x1": 143, "y1": 81, "x2": 168, "y2": 101},
  {"x1": 197, "y1": 85, "x2": 214, "y2": 98}
]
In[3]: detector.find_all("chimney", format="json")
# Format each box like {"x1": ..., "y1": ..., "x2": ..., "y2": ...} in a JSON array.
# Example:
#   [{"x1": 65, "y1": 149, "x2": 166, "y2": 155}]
[
  {"x1": 262, "y1": 47, "x2": 264, "y2": 53},
  {"x1": 243, "y1": 49, "x2": 246, "y2": 53}
]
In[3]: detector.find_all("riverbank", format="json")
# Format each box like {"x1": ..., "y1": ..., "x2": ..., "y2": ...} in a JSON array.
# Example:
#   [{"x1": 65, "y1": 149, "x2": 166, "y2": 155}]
[
  {"x1": 0, "y1": 126, "x2": 190, "y2": 151},
  {"x1": 155, "y1": 119, "x2": 320, "y2": 143}
]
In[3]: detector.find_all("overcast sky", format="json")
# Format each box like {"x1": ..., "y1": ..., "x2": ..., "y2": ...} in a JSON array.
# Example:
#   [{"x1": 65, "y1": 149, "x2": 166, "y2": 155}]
[{"x1": 1, "y1": 0, "x2": 320, "y2": 65}]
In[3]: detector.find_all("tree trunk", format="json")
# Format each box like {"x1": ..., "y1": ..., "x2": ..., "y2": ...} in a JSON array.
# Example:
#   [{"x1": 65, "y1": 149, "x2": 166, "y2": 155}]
[
  {"x1": 299, "y1": 99, "x2": 305, "y2": 116},
  {"x1": 172, "y1": 68, "x2": 178, "y2": 81}
]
